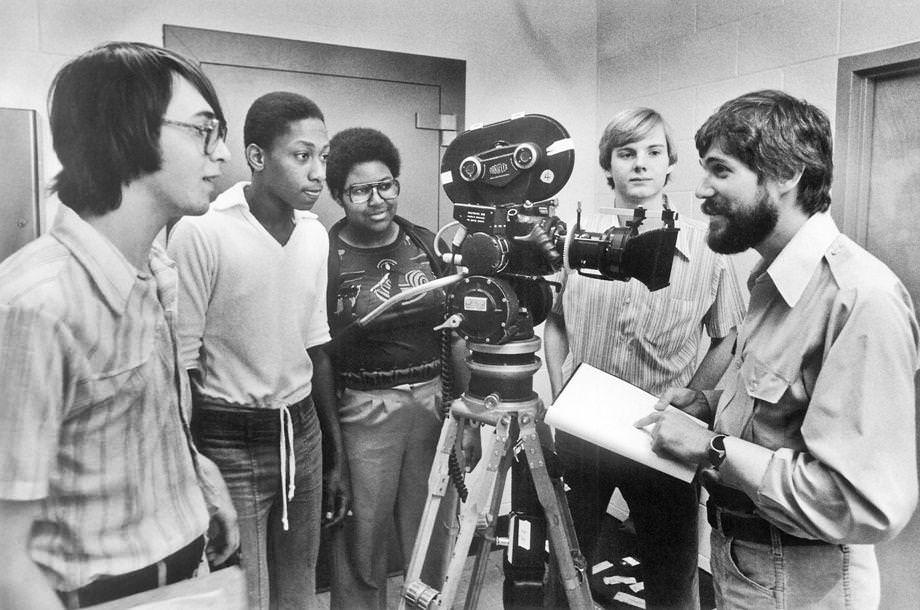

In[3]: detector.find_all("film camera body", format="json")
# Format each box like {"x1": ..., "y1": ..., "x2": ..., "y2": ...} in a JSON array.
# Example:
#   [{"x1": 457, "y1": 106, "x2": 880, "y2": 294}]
[
  {"x1": 430, "y1": 114, "x2": 680, "y2": 606},
  {"x1": 438, "y1": 113, "x2": 679, "y2": 372}
]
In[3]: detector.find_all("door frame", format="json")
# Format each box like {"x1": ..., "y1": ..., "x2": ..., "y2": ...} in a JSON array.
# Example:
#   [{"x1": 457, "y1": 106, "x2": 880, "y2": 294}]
[{"x1": 834, "y1": 40, "x2": 920, "y2": 243}]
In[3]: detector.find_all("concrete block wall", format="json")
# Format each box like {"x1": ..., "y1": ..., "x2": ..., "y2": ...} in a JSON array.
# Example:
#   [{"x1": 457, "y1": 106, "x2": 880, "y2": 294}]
[
  {"x1": 595, "y1": 0, "x2": 920, "y2": 223},
  {"x1": 0, "y1": 0, "x2": 599, "y2": 228}
]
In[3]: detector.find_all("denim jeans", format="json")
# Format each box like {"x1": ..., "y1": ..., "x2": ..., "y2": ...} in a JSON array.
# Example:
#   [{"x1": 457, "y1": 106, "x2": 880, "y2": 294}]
[
  {"x1": 710, "y1": 528, "x2": 880, "y2": 609},
  {"x1": 192, "y1": 397, "x2": 323, "y2": 610},
  {"x1": 558, "y1": 431, "x2": 700, "y2": 610}
]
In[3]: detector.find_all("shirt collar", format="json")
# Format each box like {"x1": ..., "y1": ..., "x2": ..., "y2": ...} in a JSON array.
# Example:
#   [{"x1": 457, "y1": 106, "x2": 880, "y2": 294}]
[
  {"x1": 50, "y1": 205, "x2": 146, "y2": 314},
  {"x1": 764, "y1": 211, "x2": 840, "y2": 307},
  {"x1": 212, "y1": 181, "x2": 319, "y2": 221}
]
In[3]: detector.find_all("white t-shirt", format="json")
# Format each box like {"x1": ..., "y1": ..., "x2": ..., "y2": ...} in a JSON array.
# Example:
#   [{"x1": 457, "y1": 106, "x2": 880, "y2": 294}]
[{"x1": 168, "y1": 181, "x2": 331, "y2": 408}]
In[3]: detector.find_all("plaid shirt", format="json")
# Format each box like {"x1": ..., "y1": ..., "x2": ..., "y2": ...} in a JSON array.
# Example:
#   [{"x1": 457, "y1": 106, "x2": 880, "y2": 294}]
[
  {"x1": 0, "y1": 206, "x2": 209, "y2": 591},
  {"x1": 554, "y1": 213, "x2": 746, "y2": 396}
]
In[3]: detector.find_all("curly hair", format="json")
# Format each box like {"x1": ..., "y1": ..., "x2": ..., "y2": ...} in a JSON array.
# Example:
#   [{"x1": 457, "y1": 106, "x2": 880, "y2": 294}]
[
  {"x1": 49, "y1": 41, "x2": 225, "y2": 216},
  {"x1": 695, "y1": 89, "x2": 833, "y2": 215},
  {"x1": 326, "y1": 127, "x2": 401, "y2": 201}
]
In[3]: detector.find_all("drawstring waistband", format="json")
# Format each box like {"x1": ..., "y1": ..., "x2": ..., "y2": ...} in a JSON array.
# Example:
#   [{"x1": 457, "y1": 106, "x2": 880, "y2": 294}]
[{"x1": 279, "y1": 404, "x2": 295, "y2": 531}]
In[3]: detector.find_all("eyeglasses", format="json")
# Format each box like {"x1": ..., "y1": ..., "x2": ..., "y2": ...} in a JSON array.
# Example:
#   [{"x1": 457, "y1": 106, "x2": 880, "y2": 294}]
[
  {"x1": 345, "y1": 178, "x2": 400, "y2": 204},
  {"x1": 162, "y1": 117, "x2": 227, "y2": 155}
]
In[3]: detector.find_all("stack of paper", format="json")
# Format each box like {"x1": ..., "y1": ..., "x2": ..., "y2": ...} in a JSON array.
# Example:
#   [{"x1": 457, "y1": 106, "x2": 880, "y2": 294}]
[{"x1": 544, "y1": 363, "x2": 703, "y2": 483}]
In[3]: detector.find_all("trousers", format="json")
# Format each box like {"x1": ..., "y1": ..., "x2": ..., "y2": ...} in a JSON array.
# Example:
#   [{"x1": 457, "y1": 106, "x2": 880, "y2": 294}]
[
  {"x1": 330, "y1": 377, "x2": 454, "y2": 610},
  {"x1": 558, "y1": 431, "x2": 700, "y2": 610},
  {"x1": 192, "y1": 396, "x2": 323, "y2": 610},
  {"x1": 710, "y1": 528, "x2": 880, "y2": 609}
]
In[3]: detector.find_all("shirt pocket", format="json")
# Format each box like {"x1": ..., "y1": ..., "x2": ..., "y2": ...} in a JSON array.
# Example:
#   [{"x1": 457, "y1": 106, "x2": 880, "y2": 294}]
[{"x1": 741, "y1": 357, "x2": 790, "y2": 404}]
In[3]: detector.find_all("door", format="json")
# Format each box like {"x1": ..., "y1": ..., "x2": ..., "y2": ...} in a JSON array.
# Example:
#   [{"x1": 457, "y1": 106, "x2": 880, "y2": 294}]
[
  {"x1": 164, "y1": 25, "x2": 465, "y2": 232},
  {"x1": 202, "y1": 63, "x2": 442, "y2": 230},
  {"x1": 836, "y1": 42, "x2": 920, "y2": 610},
  {"x1": 0, "y1": 108, "x2": 41, "y2": 263}
]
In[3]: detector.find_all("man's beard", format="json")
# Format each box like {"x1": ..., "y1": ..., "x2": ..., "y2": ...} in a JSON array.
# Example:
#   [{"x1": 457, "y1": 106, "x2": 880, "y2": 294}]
[{"x1": 703, "y1": 187, "x2": 779, "y2": 254}]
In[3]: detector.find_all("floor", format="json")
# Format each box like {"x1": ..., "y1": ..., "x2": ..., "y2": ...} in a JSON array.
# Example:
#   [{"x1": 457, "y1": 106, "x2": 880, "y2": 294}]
[{"x1": 315, "y1": 514, "x2": 715, "y2": 609}]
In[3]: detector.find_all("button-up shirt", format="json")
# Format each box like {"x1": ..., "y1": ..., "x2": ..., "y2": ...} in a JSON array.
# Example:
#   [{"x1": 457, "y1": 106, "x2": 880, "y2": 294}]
[
  {"x1": 0, "y1": 205, "x2": 209, "y2": 590},
  {"x1": 554, "y1": 213, "x2": 746, "y2": 395},
  {"x1": 713, "y1": 211, "x2": 919, "y2": 544}
]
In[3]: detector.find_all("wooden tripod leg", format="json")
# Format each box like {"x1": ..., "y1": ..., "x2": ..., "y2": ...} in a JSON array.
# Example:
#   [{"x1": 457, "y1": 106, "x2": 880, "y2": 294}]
[
  {"x1": 401, "y1": 414, "x2": 515, "y2": 609},
  {"x1": 438, "y1": 415, "x2": 513, "y2": 608},
  {"x1": 400, "y1": 414, "x2": 460, "y2": 609},
  {"x1": 463, "y1": 419, "x2": 515, "y2": 610},
  {"x1": 518, "y1": 414, "x2": 594, "y2": 610}
]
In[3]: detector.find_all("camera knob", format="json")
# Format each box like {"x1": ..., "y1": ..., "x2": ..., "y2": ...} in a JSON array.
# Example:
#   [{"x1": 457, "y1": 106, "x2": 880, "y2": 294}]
[
  {"x1": 460, "y1": 156, "x2": 482, "y2": 182},
  {"x1": 512, "y1": 143, "x2": 538, "y2": 170}
]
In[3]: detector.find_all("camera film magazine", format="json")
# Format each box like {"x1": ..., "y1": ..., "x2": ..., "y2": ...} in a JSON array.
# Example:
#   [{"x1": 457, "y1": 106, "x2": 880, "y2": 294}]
[{"x1": 545, "y1": 363, "x2": 703, "y2": 483}]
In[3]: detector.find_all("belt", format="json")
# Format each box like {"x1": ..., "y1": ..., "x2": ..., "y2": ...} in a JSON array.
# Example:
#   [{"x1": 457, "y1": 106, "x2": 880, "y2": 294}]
[
  {"x1": 58, "y1": 535, "x2": 205, "y2": 609},
  {"x1": 705, "y1": 486, "x2": 827, "y2": 547},
  {"x1": 339, "y1": 360, "x2": 441, "y2": 390}
]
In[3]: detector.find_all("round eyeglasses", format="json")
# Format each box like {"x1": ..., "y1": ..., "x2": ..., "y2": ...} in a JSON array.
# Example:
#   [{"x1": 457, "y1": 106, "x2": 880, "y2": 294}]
[
  {"x1": 345, "y1": 178, "x2": 400, "y2": 204},
  {"x1": 162, "y1": 117, "x2": 227, "y2": 156}
]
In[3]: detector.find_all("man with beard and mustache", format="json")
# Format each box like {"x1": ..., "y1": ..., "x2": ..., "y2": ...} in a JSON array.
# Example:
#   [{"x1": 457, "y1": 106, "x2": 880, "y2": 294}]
[{"x1": 637, "y1": 89, "x2": 919, "y2": 609}]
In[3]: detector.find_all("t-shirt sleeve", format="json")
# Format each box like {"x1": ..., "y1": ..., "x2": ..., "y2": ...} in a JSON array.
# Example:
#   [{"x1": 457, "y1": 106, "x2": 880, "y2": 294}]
[{"x1": 0, "y1": 305, "x2": 67, "y2": 500}]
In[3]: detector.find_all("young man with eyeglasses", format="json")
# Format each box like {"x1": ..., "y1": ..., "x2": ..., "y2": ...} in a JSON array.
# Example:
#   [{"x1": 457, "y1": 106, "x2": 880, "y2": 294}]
[
  {"x1": 0, "y1": 42, "x2": 239, "y2": 609},
  {"x1": 168, "y1": 91, "x2": 350, "y2": 610}
]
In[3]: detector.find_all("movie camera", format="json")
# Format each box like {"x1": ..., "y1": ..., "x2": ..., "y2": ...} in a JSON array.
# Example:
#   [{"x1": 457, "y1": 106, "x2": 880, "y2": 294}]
[{"x1": 398, "y1": 113, "x2": 681, "y2": 610}]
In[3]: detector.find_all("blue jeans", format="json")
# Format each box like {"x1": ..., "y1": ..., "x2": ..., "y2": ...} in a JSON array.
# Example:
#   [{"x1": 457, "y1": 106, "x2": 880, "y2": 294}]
[
  {"x1": 558, "y1": 431, "x2": 700, "y2": 610},
  {"x1": 193, "y1": 397, "x2": 323, "y2": 610},
  {"x1": 710, "y1": 528, "x2": 880, "y2": 609}
]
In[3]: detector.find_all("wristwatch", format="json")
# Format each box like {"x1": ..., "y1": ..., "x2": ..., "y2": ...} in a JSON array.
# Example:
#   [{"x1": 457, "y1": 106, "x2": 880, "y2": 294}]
[{"x1": 708, "y1": 434, "x2": 728, "y2": 470}]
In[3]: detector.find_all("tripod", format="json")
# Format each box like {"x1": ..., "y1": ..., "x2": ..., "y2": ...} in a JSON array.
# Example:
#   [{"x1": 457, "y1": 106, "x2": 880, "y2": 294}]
[{"x1": 399, "y1": 335, "x2": 594, "y2": 609}]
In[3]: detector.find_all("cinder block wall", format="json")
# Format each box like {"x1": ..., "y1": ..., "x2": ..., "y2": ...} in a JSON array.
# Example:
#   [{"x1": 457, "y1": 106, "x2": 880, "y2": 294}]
[
  {"x1": 594, "y1": 2, "x2": 920, "y2": 604},
  {"x1": 595, "y1": 0, "x2": 920, "y2": 221}
]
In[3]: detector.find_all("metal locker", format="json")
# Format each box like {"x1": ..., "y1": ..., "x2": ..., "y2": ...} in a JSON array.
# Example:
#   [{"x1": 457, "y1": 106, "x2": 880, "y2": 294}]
[{"x1": 0, "y1": 107, "x2": 42, "y2": 263}]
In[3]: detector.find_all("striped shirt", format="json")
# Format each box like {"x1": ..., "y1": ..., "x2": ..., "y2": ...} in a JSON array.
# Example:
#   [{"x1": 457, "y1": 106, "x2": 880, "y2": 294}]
[
  {"x1": 553, "y1": 213, "x2": 746, "y2": 396},
  {"x1": 0, "y1": 205, "x2": 209, "y2": 591}
]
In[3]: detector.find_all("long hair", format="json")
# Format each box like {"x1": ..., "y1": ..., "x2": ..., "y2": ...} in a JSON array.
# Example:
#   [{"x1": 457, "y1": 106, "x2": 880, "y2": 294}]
[{"x1": 49, "y1": 41, "x2": 225, "y2": 216}]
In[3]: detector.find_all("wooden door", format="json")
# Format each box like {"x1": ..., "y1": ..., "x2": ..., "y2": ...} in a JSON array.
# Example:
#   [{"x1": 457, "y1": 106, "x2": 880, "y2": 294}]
[{"x1": 836, "y1": 41, "x2": 920, "y2": 610}]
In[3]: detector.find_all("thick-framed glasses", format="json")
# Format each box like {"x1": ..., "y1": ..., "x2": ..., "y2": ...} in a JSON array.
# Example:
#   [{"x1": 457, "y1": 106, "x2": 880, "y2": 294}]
[
  {"x1": 162, "y1": 117, "x2": 227, "y2": 155},
  {"x1": 345, "y1": 178, "x2": 400, "y2": 204}
]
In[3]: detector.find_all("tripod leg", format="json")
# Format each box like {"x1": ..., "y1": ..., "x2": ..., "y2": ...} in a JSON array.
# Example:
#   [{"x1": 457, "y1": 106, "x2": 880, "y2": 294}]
[
  {"x1": 518, "y1": 414, "x2": 594, "y2": 609},
  {"x1": 401, "y1": 414, "x2": 460, "y2": 609},
  {"x1": 463, "y1": 419, "x2": 515, "y2": 609},
  {"x1": 402, "y1": 414, "x2": 516, "y2": 609}
]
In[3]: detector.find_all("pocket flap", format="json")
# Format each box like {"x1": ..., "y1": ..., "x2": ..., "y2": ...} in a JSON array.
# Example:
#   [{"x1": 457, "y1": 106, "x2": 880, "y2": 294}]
[{"x1": 740, "y1": 357, "x2": 789, "y2": 403}]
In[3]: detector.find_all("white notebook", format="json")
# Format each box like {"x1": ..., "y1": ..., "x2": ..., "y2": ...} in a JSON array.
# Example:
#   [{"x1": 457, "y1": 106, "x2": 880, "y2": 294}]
[{"x1": 544, "y1": 363, "x2": 703, "y2": 483}]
